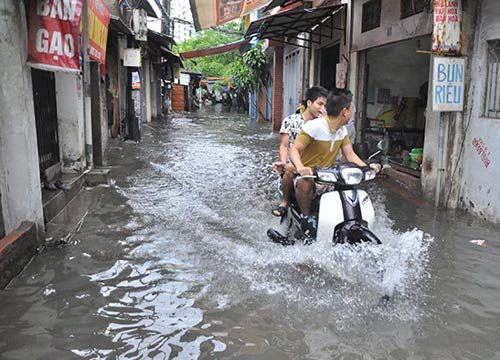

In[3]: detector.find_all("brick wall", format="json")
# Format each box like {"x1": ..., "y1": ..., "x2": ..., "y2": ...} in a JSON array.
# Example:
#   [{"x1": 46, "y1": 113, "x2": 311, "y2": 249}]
[{"x1": 271, "y1": 45, "x2": 284, "y2": 132}]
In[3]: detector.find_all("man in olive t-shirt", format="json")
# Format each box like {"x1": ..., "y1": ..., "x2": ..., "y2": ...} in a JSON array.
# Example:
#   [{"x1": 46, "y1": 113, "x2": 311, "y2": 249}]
[{"x1": 289, "y1": 92, "x2": 380, "y2": 241}]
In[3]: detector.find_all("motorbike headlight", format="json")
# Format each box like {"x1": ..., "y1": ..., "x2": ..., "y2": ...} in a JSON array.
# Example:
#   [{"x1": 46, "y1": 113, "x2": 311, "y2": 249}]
[
  {"x1": 365, "y1": 169, "x2": 376, "y2": 181},
  {"x1": 316, "y1": 171, "x2": 337, "y2": 182},
  {"x1": 340, "y1": 168, "x2": 364, "y2": 185}
]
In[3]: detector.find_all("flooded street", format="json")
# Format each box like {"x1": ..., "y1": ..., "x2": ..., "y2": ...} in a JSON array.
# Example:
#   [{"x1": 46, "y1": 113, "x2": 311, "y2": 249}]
[{"x1": 1, "y1": 108, "x2": 500, "y2": 359}]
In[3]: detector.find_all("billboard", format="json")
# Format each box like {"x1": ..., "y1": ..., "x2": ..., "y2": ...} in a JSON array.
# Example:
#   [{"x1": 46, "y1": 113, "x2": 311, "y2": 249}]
[
  {"x1": 87, "y1": 0, "x2": 110, "y2": 64},
  {"x1": 190, "y1": 0, "x2": 272, "y2": 30},
  {"x1": 28, "y1": 0, "x2": 83, "y2": 73}
]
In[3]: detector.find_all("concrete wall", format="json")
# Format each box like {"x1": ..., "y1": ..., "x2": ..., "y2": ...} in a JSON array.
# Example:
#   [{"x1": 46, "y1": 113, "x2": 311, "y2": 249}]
[
  {"x1": 0, "y1": 1, "x2": 44, "y2": 240},
  {"x1": 458, "y1": 0, "x2": 500, "y2": 222},
  {"x1": 351, "y1": 0, "x2": 432, "y2": 52},
  {"x1": 421, "y1": 0, "x2": 478, "y2": 211},
  {"x1": 55, "y1": 73, "x2": 86, "y2": 172}
]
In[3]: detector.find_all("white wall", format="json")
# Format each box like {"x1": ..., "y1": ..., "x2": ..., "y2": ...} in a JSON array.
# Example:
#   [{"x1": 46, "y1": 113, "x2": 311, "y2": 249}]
[
  {"x1": 459, "y1": 0, "x2": 500, "y2": 222},
  {"x1": 55, "y1": 73, "x2": 87, "y2": 172},
  {"x1": 0, "y1": 1, "x2": 44, "y2": 239},
  {"x1": 352, "y1": 0, "x2": 432, "y2": 52}
]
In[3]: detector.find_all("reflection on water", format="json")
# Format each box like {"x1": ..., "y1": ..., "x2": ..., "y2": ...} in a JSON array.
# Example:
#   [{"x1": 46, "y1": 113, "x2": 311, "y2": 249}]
[{"x1": 0, "y1": 108, "x2": 499, "y2": 359}]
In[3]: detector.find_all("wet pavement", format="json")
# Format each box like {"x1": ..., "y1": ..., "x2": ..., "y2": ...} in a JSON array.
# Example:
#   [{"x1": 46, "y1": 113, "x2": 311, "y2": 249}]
[{"x1": 1, "y1": 107, "x2": 500, "y2": 359}]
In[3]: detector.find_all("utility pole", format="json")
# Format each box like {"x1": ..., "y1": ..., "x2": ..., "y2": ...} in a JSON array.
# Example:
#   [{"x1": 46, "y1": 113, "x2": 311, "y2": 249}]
[
  {"x1": 82, "y1": 0, "x2": 93, "y2": 169},
  {"x1": 162, "y1": 0, "x2": 172, "y2": 36}
]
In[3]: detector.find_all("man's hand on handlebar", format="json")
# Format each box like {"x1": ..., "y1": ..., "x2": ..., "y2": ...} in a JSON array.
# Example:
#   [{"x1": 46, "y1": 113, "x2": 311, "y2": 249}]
[
  {"x1": 272, "y1": 161, "x2": 286, "y2": 173},
  {"x1": 297, "y1": 166, "x2": 314, "y2": 176},
  {"x1": 369, "y1": 163, "x2": 382, "y2": 173}
]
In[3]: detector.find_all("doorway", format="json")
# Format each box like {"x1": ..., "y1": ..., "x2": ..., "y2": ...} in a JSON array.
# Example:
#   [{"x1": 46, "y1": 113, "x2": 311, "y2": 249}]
[
  {"x1": 320, "y1": 44, "x2": 340, "y2": 91},
  {"x1": 31, "y1": 69, "x2": 60, "y2": 176}
]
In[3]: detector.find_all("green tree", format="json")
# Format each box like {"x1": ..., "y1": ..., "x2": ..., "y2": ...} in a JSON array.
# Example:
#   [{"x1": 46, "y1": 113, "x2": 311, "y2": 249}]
[
  {"x1": 230, "y1": 43, "x2": 271, "y2": 112},
  {"x1": 175, "y1": 22, "x2": 244, "y2": 77}
]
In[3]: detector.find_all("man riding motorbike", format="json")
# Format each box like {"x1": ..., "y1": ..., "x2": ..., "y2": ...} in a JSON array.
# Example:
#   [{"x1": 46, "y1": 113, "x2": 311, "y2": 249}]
[{"x1": 289, "y1": 91, "x2": 381, "y2": 243}]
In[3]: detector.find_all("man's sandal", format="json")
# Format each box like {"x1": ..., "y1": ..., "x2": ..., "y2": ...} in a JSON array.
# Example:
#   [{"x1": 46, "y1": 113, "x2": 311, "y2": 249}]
[{"x1": 272, "y1": 205, "x2": 287, "y2": 217}]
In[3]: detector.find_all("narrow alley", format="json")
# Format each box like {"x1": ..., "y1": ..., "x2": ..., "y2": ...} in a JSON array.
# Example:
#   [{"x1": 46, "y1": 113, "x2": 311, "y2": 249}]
[{"x1": 0, "y1": 109, "x2": 499, "y2": 359}]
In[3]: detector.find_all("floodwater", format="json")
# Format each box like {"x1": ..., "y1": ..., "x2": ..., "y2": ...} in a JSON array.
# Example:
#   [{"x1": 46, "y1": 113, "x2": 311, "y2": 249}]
[{"x1": 1, "y1": 107, "x2": 500, "y2": 359}]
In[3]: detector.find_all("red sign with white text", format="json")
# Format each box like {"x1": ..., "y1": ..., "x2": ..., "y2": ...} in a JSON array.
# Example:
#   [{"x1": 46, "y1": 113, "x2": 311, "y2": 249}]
[
  {"x1": 87, "y1": 0, "x2": 110, "y2": 65},
  {"x1": 28, "y1": 0, "x2": 83, "y2": 73}
]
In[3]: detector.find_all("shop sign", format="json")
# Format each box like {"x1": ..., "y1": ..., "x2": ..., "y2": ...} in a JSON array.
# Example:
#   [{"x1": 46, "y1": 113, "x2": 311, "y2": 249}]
[
  {"x1": 87, "y1": 0, "x2": 110, "y2": 64},
  {"x1": 432, "y1": 56, "x2": 465, "y2": 112},
  {"x1": 432, "y1": 0, "x2": 462, "y2": 55},
  {"x1": 191, "y1": 0, "x2": 272, "y2": 30},
  {"x1": 124, "y1": 48, "x2": 141, "y2": 67},
  {"x1": 28, "y1": 0, "x2": 83, "y2": 73},
  {"x1": 178, "y1": 73, "x2": 190, "y2": 86}
]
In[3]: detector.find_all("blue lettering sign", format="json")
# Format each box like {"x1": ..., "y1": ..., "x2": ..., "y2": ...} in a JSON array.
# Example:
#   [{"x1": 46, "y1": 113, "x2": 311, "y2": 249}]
[{"x1": 433, "y1": 57, "x2": 465, "y2": 111}]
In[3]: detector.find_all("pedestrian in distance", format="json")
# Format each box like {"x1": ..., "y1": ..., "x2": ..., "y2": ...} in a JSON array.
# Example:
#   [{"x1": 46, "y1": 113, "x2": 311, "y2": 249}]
[
  {"x1": 289, "y1": 91, "x2": 381, "y2": 241},
  {"x1": 271, "y1": 86, "x2": 329, "y2": 217}
]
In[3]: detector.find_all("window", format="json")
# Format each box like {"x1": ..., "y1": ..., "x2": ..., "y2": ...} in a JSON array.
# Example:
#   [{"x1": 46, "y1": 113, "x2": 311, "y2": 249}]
[
  {"x1": 362, "y1": 0, "x2": 381, "y2": 33},
  {"x1": 485, "y1": 40, "x2": 500, "y2": 118},
  {"x1": 401, "y1": 0, "x2": 428, "y2": 19}
]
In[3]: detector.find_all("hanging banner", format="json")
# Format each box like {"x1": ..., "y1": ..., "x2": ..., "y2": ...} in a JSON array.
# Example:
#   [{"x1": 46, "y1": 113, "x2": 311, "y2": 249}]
[
  {"x1": 190, "y1": 0, "x2": 272, "y2": 30},
  {"x1": 28, "y1": 0, "x2": 83, "y2": 73},
  {"x1": 87, "y1": 0, "x2": 111, "y2": 64},
  {"x1": 432, "y1": 0, "x2": 462, "y2": 55},
  {"x1": 432, "y1": 56, "x2": 465, "y2": 112}
]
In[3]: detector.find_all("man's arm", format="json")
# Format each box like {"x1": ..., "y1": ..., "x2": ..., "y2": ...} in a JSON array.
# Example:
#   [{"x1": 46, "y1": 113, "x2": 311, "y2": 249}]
[
  {"x1": 342, "y1": 144, "x2": 366, "y2": 167},
  {"x1": 278, "y1": 134, "x2": 290, "y2": 163},
  {"x1": 290, "y1": 141, "x2": 313, "y2": 176},
  {"x1": 272, "y1": 134, "x2": 290, "y2": 172},
  {"x1": 342, "y1": 144, "x2": 381, "y2": 172}
]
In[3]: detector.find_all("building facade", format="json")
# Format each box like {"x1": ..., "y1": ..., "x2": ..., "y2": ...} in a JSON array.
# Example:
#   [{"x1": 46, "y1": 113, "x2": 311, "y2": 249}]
[{"x1": 170, "y1": 0, "x2": 195, "y2": 43}]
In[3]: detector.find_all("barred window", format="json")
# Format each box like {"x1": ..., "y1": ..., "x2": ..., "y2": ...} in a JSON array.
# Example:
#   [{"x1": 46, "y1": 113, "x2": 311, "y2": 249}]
[
  {"x1": 362, "y1": 0, "x2": 381, "y2": 33},
  {"x1": 486, "y1": 40, "x2": 500, "y2": 118},
  {"x1": 401, "y1": 0, "x2": 428, "y2": 19}
]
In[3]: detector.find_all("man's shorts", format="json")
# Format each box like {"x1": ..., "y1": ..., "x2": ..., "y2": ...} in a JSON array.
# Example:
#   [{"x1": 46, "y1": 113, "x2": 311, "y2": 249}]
[{"x1": 293, "y1": 175, "x2": 335, "y2": 197}]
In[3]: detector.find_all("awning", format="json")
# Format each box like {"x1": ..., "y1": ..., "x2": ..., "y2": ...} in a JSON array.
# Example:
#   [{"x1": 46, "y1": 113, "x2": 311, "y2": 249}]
[
  {"x1": 159, "y1": 46, "x2": 183, "y2": 66},
  {"x1": 147, "y1": 29, "x2": 176, "y2": 48},
  {"x1": 245, "y1": 4, "x2": 345, "y2": 48},
  {"x1": 179, "y1": 39, "x2": 249, "y2": 59},
  {"x1": 109, "y1": 15, "x2": 133, "y2": 35}
]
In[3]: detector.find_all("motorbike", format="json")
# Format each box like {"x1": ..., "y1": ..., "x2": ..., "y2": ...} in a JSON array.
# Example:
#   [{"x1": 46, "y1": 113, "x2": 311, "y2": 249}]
[{"x1": 267, "y1": 160, "x2": 382, "y2": 247}]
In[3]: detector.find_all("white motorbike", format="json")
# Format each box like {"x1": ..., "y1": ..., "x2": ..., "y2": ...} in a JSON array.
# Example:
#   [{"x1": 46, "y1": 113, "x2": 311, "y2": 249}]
[{"x1": 267, "y1": 161, "x2": 381, "y2": 246}]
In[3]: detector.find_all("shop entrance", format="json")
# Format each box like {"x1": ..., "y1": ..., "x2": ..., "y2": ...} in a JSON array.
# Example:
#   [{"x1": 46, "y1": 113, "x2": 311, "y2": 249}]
[
  {"x1": 362, "y1": 36, "x2": 431, "y2": 176},
  {"x1": 320, "y1": 43, "x2": 340, "y2": 91}
]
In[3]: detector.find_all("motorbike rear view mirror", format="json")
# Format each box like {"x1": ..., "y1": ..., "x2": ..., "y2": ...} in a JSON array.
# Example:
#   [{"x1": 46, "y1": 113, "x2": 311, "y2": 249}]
[{"x1": 377, "y1": 139, "x2": 389, "y2": 153}]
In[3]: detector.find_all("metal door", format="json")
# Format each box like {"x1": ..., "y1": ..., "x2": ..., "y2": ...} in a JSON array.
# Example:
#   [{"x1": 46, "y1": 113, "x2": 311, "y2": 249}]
[
  {"x1": 31, "y1": 69, "x2": 60, "y2": 174},
  {"x1": 283, "y1": 47, "x2": 303, "y2": 117}
]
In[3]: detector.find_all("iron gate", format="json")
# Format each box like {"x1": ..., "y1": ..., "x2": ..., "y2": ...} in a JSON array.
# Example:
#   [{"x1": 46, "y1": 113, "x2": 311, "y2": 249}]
[
  {"x1": 283, "y1": 47, "x2": 303, "y2": 116},
  {"x1": 31, "y1": 69, "x2": 60, "y2": 174}
]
